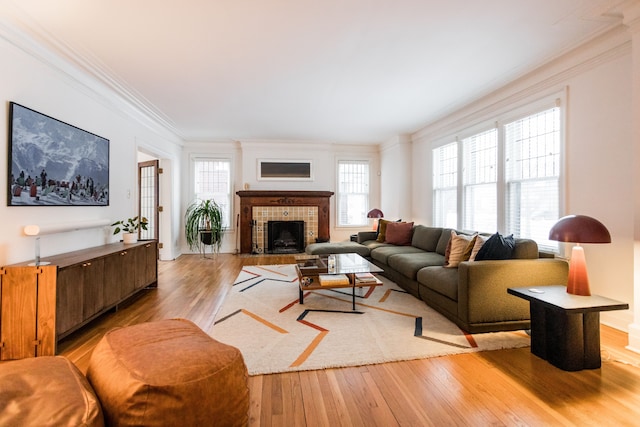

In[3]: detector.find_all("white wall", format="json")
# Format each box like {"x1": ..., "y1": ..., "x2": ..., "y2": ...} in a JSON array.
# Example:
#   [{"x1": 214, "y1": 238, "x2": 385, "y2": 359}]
[
  {"x1": 380, "y1": 135, "x2": 412, "y2": 221},
  {"x1": 408, "y1": 27, "x2": 635, "y2": 331},
  {"x1": 0, "y1": 23, "x2": 182, "y2": 265},
  {"x1": 180, "y1": 140, "x2": 380, "y2": 254}
]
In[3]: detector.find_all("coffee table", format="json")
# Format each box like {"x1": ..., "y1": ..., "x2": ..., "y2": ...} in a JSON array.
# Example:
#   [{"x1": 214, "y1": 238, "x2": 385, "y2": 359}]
[{"x1": 295, "y1": 253, "x2": 383, "y2": 310}]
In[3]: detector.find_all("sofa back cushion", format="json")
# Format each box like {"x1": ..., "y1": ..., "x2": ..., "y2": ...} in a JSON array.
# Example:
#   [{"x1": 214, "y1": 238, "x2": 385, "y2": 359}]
[
  {"x1": 411, "y1": 226, "x2": 443, "y2": 252},
  {"x1": 436, "y1": 228, "x2": 454, "y2": 255},
  {"x1": 513, "y1": 238, "x2": 539, "y2": 259}
]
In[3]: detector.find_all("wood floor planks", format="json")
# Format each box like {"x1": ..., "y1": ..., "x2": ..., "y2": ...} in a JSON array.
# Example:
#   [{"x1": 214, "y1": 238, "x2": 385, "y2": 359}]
[{"x1": 59, "y1": 254, "x2": 640, "y2": 426}]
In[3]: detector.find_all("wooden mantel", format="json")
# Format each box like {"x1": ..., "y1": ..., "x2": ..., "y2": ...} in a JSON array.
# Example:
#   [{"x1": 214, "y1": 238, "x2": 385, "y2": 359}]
[{"x1": 236, "y1": 190, "x2": 334, "y2": 254}]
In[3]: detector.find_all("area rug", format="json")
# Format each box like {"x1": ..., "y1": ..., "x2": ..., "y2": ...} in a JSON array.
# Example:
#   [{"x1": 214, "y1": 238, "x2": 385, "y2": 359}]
[{"x1": 211, "y1": 264, "x2": 530, "y2": 375}]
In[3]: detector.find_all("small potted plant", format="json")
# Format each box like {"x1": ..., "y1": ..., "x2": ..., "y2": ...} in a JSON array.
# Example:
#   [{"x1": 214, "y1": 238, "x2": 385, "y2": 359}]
[
  {"x1": 185, "y1": 199, "x2": 224, "y2": 254},
  {"x1": 112, "y1": 216, "x2": 149, "y2": 244}
]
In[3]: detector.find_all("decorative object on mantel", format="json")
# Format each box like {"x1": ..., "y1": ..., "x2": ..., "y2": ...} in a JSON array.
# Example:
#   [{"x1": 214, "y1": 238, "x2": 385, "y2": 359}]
[
  {"x1": 367, "y1": 208, "x2": 384, "y2": 231},
  {"x1": 112, "y1": 216, "x2": 149, "y2": 244},
  {"x1": 23, "y1": 225, "x2": 50, "y2": 266},
  {"x1": 185, "y1": 199, "x2": 224, "y2": 256},
  {"x1": 548, "y1": 214, "x2": 611, "y2": 296},
  {"x1": 212, "y1": 264, "x2": 530, "y2": 375}
]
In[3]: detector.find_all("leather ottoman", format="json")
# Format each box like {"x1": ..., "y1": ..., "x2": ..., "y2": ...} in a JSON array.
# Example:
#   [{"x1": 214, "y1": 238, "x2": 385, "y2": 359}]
[
  {"x1": 0, "y1": 356, "x2": 104, "y2": 426},
  {"x1": 86, "y1": 318, "x2": 249, "y2": 426}
]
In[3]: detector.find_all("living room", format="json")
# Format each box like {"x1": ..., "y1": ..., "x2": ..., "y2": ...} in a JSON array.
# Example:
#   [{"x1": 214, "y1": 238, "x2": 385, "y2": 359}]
[{"x1": 1, "y1": 1, "x2": 640, "y2": 424}]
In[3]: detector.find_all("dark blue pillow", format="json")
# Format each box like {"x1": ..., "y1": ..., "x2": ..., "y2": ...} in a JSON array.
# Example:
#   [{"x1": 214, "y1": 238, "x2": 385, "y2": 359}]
[{"x1": 474, "y1": 232, "x2": 515, "y2": 260}]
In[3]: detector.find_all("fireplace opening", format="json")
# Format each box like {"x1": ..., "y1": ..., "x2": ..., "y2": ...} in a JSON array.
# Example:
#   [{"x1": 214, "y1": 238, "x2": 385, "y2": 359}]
[{"x1": 267, "y1": 220, "x2": 305, "y2": 254}]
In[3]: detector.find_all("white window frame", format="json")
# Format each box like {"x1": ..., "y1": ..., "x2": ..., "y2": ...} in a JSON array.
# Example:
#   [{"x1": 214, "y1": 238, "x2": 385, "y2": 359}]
[
  {"x1": 336, "y1": 160, "x2": 370, "y2": 228},
  {"x1": 190, "y1": 156, "x2": 233, "y2": 230},
  {"x1": 432, "y1": 141, "x2": 458, "y2": 229},
  {"x1": 432, "y1": 94, "x2": 565, "y2": 251}
]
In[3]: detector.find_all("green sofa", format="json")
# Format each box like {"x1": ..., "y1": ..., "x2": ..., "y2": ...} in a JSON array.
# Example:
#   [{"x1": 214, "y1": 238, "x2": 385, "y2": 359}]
[{"x1": 350, "y1": 225, "x2": 569, "y2": 333}]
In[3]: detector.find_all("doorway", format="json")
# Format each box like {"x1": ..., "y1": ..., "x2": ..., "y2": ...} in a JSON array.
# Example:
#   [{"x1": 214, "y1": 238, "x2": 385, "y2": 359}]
[{"x1": 138, "y1": 160, "x2": 159, "y2": 241}]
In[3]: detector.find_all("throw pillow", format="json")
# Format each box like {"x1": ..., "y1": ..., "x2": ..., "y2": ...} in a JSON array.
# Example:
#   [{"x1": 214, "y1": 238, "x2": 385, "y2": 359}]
[
  {"x1": 384, "y1": 222, "x2": 414, "y2": 245},
  {"x1": 468, "y1": 234, "x2": 489, "y2": 261},
  {"x1": 376, "y1": 219, "x2": 392, "y2": 242},
  {"x1": 444, "y1": 231, "x2": 477, "y2": 268},
  {"x1": 474, "y1": 232, "x2": 516, "y2": 260}
]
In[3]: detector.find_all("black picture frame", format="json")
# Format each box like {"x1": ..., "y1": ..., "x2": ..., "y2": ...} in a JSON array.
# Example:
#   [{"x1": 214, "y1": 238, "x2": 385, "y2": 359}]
[{"x1": 7, "y1": 102, "x2": 109, "y2": 206}]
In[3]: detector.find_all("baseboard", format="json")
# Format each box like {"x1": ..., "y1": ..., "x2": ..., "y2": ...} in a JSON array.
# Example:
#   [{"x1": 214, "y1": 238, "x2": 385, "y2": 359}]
[{"x1": 627, "y1": 323, "x2": 640, "y2": 354}]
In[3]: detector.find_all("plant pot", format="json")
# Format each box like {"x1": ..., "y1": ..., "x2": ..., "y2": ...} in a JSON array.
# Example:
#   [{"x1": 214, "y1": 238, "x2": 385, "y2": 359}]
[
  {"x1": 123, "y1": 232, "x2": 138, "y2": 244},
  {"x1": 200, "y1": 230, "x2": 213, "y2": 245}
]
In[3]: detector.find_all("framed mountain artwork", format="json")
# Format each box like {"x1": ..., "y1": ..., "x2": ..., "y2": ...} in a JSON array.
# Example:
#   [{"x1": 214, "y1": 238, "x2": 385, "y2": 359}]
[{"x1": 8, "y1": 102, "x2": 109, "y2": 206}]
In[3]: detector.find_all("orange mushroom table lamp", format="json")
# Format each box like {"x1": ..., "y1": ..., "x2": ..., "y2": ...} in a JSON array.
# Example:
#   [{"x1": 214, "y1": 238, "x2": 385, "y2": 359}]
[
  {"x1": 367, "y1": 209, "x2": 384, "y2": 231},
  {"x1": 548, "y1": 215, "x2": 611, "y2": 296}
]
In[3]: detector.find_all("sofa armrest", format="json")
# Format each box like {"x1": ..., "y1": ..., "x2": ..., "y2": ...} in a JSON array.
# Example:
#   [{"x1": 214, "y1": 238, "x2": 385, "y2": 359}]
[
  {"x1": 357, "y1": 231, "x2": 378, "y2": 243},
  {"x1": 457, "y1": 258, "x2": 569, "y2": 325}
]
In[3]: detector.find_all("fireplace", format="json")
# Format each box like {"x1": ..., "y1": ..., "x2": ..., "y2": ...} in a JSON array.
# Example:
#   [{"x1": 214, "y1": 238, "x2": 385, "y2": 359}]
[
  {"x1": 267, "y1": 221, "x2": 305, "y2": 253},
  {"x1": 236, "y1": 191, "x2": 334, "y2": 254}
]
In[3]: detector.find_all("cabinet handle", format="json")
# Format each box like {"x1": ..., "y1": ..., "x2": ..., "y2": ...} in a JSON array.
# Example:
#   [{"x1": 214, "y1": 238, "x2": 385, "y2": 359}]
[
  {"x1": 121, "y1": 251, "x2": 127, "y2": 256},
  {"x1": 145, "y1": 244, "x2": 151, "y2": 248},
  {"x1": 82, "y1": 262, "x2": 92, "y2": 267}
]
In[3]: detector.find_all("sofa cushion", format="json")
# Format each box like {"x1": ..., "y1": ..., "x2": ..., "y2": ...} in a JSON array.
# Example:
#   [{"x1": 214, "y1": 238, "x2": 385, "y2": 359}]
[
  {"x1": 416, "y1": 266, "x2": 459, "y2": 301},
  {"x1": 513, "y1": 238, "x2": 539, "y2": 259},
  {"x1": 387, "y1": 252, "x2": 446, "y2": 280},
  {"x1": 384, "y1": 221, "x2": 414, "y2": 245},
  {"x1": 361, "y1": 240, "x2": 392, "y2": 252},
  {"x1": 444, "y1": 231, "x2": 477, "y2": 268},
  {"x1": 435, "y1": 228, "x2": 454, "y2": 255},
  {"x1": 411, "y1": 225, "x2": 443, "y2": 252},
  {"x1": 305, "y1": 241, "x2": 370, "y2": 257},
  {"x1": 370, "y1": 245, "x2": 424, "y2": 264},
  {"x1": 376, "y1": 219, "x2": 392, "y2": 242},
  {"x1": 475, "y1": 232, "x2": 515, "y2": 260},
  {"x1": 469, "y1": 234, "x2": 490, "y2": 261}
]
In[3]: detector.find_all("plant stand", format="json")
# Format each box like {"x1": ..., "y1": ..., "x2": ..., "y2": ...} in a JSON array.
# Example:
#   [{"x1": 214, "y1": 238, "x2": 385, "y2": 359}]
[{"x1": 199, "y1": 230, "x2": 215, "y2": 259}]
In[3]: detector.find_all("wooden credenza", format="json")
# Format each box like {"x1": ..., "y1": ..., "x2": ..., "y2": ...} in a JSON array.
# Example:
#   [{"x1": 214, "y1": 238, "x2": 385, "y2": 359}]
[{"x1": 0, "y1": 240, "x2": 157, "y2": 360}]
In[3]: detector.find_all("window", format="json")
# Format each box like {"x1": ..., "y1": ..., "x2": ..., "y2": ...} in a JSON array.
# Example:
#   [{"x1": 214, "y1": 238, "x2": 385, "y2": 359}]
[
  {"x1": 505, "y1": 107, "x2": 560, "y2": 250},
  {"x1": 433, "y1": 142, "x2": 458, "y2": 228},
  {"x1": 193, "y1": 158, "x2": 232, "y2": 228},
  {"x1": 432, "y1": 105, "x2": 562, "y2": 249},
  {"x1": 337, "y1": 160, "x2": 370, "y2": 226},
  {"x1": 462, "y1": 129, "x2": 497, "y2": 232}
]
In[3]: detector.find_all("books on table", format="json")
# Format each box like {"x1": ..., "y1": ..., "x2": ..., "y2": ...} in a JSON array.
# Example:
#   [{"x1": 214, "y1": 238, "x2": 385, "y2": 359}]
[
  {"x1": 355, "y1": 272, "x2": 381, "y2": 284},
  {"x1": 318, "y1": 274, "x2": 350, "y2": 286}
]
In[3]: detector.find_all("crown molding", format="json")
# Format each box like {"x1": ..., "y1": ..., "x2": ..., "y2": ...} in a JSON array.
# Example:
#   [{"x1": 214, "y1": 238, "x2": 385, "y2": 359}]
[
  {"x1": 412, "y1": 25, "x2": 631, "y2": 144},
  {"x1": 0, "y1": 16, "x2": 183, "y2": 145}
]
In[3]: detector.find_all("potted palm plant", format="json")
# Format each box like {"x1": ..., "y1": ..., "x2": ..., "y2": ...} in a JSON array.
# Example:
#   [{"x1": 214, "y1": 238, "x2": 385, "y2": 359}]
[
  {"x1": 185, "y1": 199, "x2": 224, "y2": 253},
  {"x1": 112, "y1": 216, "x2": 149, "y2": 244}
]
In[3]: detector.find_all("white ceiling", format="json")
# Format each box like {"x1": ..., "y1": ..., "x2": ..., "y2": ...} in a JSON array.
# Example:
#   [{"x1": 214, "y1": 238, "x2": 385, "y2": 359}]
[{"x1": 1, "y1": 0, "x2": 626, "y2": 143}]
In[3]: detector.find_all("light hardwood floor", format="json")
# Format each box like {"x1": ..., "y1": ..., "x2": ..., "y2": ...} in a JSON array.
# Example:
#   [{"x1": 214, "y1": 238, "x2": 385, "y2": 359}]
[{"x1": 59, "y1": 254, "x2": 640, "y2": 427}]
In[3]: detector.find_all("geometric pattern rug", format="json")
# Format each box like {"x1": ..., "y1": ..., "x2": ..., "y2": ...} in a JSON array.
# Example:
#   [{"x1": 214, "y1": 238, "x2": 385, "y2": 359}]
[{"x1": 211, "y1": 264, "x2": 530, "y2": 375}]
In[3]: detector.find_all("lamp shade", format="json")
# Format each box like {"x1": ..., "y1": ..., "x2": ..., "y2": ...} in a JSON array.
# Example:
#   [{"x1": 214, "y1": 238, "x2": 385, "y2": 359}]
[
  {"x1": 548, "y1": 215, "x2": 611, "y2": 244},
  {"x1": 366, "y1": 209, "x2": 384, "y2": 219},
  {"x1": 548, "y1": 214, "x2": 610, "y2": 296},
  {"x1": 23, "y1": 225, "x2": 40, "y2": 236}
]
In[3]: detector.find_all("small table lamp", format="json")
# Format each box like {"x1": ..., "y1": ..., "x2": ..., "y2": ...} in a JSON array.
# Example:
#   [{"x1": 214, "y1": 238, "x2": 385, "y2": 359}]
[
  {"x1": 367, "y1": 209, "x2": 384, "y2": 231},
  {"x1": 23, "y1": 225, "x2": 51, "y2": 266},
  {"x1": 548, "y1": 215, "x2": 611, "y2": 296}
]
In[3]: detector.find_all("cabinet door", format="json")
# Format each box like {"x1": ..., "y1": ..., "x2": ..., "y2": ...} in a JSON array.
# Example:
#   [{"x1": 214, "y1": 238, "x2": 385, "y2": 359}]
[
  {"x1": 103, "y1": 253, "x2": 123, "y2": 307},
  {"x1": 56, "y1": 265, "x2": 84, "y2": 336},
  {"x1": 135, "y1": 242, "x2": 157, "y2": 290},
  {"x1": 103, "y1": 250, "x2": 136, "y2": 305},
  {"x1": 82, "y1": 259, "x2": 104, "y2": 319},
  {"x1": 119, "y1": 249, "x2": 136, "y2": 298},
  {"x1": 0, "y1": 267, "x2": 37, "y2": 360}
]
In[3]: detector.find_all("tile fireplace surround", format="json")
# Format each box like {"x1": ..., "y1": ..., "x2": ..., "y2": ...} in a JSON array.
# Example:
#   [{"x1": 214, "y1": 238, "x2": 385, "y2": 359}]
[{"x1": 236, "y1": 191, "x2": 334, "y2": 254}]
